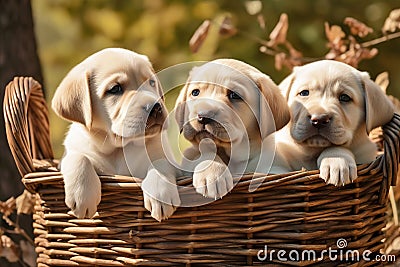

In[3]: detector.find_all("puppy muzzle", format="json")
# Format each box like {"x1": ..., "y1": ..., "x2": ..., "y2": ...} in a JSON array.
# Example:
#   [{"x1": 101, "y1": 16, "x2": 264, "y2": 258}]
[{"x1": 145, "y1": 102, "x2": 166, "y2": 134}]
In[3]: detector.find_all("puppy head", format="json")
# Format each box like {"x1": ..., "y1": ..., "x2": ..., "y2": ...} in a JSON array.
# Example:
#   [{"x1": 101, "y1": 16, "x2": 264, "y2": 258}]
[
  {"x1": 279, "y1": 60, "x2": 394, "y2": 148},
  {"x1": 175, "y1": 59, "x2": 289, "y2": 147},
  {"x1": 52, "y1": 48, "x2": 166, "y2": 145}
]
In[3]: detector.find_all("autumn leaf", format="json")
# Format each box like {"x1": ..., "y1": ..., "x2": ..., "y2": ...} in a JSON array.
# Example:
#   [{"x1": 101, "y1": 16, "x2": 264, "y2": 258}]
[
  {"x1": 219, "y1": 16, "x2": 237, "y2": 38},
  {"x1": 257, "y1": 14, "x2": 265, "y2": 30},
  {"x1": 16, "y1": 190, "x2": 35, "y2": 215},
  {"x1": 324, "y1": 22, "x2": 345, "y2": 43},
  {"x1": 324, "y1": 22, "x2": 348, "y2": 61},
  {"x1": 268, "y1": 13, "x2": 289, "y2": 47},
  {"x1": 337, "y1": 36, "x2": 378, "y2": 67},
  {"x1": 189, "y1": 20, "x2": 211, "y2": 53},
  {"x1": 0, "y1": 235, "x2": 19, "y2": 263},
  {"x1": 274, "y1": 52, "x2": 285, "y2": 70},
  {"x1": 344, "y1": 17, "x2": 373, "y2": 37},
  {"x1": 382, "y1": 9, "x2": 400, "y2": 33},
  {"x1": 0, "y1": 197, "x2": 16, "y2": 220},
  {"x1": 244, "y1": 0, "x2": 263, "y2": 15}
]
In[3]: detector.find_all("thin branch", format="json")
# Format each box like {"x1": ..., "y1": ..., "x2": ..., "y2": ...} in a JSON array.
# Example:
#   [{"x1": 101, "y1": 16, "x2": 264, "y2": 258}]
[
  {"x1": 361, "y1": 31, "x2": 400, "y2": 47},
  {"x1": 3, "y1": 228, "x2": 34, "y2": 246},
  {"x1": 226, "y1": 23, "x2": 320, "y2": 63}
]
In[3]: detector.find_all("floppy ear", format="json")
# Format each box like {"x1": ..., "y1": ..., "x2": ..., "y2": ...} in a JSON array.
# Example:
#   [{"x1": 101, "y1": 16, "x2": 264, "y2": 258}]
[
  {"x1": 174, "y1": 83, "x2": 188, "y2": 132},
  {"x1": 359, "y1": 71, "x2": 394, "y2": 133},
  {"x1": 256, "y1": 74, "x2": 290, "y2": 139},
  {"x1": 148, "y1": 65, "x2": 164, "y2": 101},
  {"x1": 51, "y1": 70, "x2": 93, "y2": 129},
  {"x1": 151, "y1": 74, "x2": 164, "y2": 101},
  {"x1": 278, "y1": 70, "x2": 297, "y2": 101}
]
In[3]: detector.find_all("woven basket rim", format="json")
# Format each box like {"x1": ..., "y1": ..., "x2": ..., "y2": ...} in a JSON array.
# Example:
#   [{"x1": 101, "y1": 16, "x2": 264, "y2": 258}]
[{"x1": 4, "y1": 76, "x2": 400, "y2": 266}]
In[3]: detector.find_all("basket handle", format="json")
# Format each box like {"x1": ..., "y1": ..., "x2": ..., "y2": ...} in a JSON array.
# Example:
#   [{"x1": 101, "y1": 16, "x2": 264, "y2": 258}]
[
  {"x1": 3, "y1": 77, "x2": 54, "y2": 177},
  {"x1": 383, "y1": 113, "x2": 400, "y2": 186},
  {"x1": 377, "y1": 113, "x2": 400, "y2": 203}
]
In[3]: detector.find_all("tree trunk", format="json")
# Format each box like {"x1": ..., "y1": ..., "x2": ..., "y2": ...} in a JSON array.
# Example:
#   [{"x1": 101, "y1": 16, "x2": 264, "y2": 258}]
[
  {"x1": 0, "y1": 0, "x2": 43, "y2": 266},
  {"x1": 0, "y1": 0, "x2": 43, "y2": 199}
]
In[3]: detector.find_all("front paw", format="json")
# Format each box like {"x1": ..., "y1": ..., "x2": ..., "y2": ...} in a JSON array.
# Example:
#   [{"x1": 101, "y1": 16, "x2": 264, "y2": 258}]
[
  {"x1": 319, "y1": 156, "x2": 357, "y2": 186},
  {"x1": 193, "y1": 160, "x2": 233, "y2": 199},
  {"x1": 64, "y1": 172, "x2": 101, "y2": 218},
  {"x1": 62, "y1": 156, "x2": 101, "y2": 218},
  {"x1": 142, "y1": 168, "x2": 181, "y2": 222}
]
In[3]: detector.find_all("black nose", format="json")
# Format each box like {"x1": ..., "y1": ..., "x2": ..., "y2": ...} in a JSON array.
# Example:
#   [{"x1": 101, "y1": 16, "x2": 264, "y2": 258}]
[
  {"x1": 197, "y1": 115, "x2": 213, "y2": 125},
  {"x1": 149, "y1": 103, "x2": 162, "y2": 117},
  {"x1": 309, "y1": 114, "x2": 331, "y2": 128}
]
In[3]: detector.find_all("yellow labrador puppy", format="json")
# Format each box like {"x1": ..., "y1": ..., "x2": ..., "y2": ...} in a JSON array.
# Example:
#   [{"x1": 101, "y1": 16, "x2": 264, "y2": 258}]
[
  {"x1": 175, "y1": 59, "x2": 290, "y2": 199},
  {"x1": 270, "y1": 60, "x2": 395, "y2": 186},
  {"x1": 52, "y1": 48, "x2": 180, "y2": 221}
]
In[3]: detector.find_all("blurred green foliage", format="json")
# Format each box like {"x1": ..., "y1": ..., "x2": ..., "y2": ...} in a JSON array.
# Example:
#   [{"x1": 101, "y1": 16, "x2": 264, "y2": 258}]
[{"x1": 32, "y1": 0, "x2": 400, "y2": 158}]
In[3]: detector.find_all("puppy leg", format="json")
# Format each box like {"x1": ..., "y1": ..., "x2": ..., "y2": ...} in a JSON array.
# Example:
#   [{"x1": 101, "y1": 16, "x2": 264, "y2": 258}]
[
  {"x1": 317, "y1": 147, "x2": 357, "y2": 186},
  {"x1": 61, "y1": 153, "x2": 101, "y2": 218},
  {"x1": 193, "y1": 156, "x2": 234, "y2": 199},
  {"x1": 142, "y1": 159, "x2": 181, "y2": 222}
]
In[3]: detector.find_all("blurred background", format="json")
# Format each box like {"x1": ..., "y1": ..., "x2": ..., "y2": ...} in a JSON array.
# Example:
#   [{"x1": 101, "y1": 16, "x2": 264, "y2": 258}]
[
  {"x1": 30, "y1": 0, "x2": 400, "y2": 157},
  {"x1": 1, "y1": 1, "x2": 400, "y2": 265}
]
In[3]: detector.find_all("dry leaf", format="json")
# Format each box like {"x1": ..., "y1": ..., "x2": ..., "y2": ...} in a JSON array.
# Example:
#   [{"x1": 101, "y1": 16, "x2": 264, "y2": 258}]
[
  {"x1": 382, "y1": 9, "x2": 400, "y2": 33},
  {"x1": 375, "y1": 72, "x2": 390, "y2": 92},
  {"x1": 288, "y1": 44, "x2": 302, "y2": 59},
  {"x1": 219, "y1": 16, "x2": 237, "y2": 37},
  {"x1": 189, "y1": 20, "x2": 211, "y2": 53},
  {"x1": 257, "y1": 14, "x2": 265, "y2": 30},
  {"x1": 0, "y1": 197, "x2": 16, "y2": 219},
  {"x1": 0, "y1": 235, "x2": 19, "y2": 263},
  {"x1": 361, "y1": 47, "x2": 378, "y2": 60},
  {"x1": 274, "y1": 52, "x2": 286, "y2": 70},
  {"x1": 338, "y1": 37, "x2": 378, "y2": 68},
  {"x1": 344, "y1": 17, "x2": 373, "y2": 37},
  {"x1": 268, "y1": 13, "x2": 289, "y2": 47},
  {"x1": 244, "y1": 0, "x2": 262, "y2": 15},
  {"x1": 16, "y1": 190, "x2": 35, "y2": 215},
  {"x1": 324, "y1": 22, "x2": 345, "y2": 43},
  {"x1": 274, "y1": 52, "x2": 300, "y2": 71}
]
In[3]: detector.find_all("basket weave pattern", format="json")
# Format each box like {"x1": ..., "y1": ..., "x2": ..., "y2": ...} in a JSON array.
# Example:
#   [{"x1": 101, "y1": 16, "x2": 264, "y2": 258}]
[{"x1": 4, "y1": 77, "x2": 400, "y2": 266}]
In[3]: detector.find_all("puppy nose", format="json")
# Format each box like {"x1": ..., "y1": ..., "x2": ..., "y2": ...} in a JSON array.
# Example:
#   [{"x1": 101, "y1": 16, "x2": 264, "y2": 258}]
[
  {"x1": 309, "y1": 114, "x2": 331, "y2": 128},
  {"x1": 197, "y1": 115, "x2": 212, "y2": 125},
  {"x1": 149, "y1": 102, "x2": 162, "y2": 117},
  {"x1": 197, "y1": 111, "x2": 214, "y2": 125}
]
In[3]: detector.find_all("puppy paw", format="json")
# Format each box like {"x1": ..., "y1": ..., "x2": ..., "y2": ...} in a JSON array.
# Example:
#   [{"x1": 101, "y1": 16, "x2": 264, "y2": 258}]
[
  {"x1": 193, "y1": 160, "x2": 233, "y2": 199},
  {"x1": 142, "y1": 168, "x2": 181, "y2": 222},
  {"x1": 62, "y1": 156, "x2": 101, "y2": 218},
  {"x1": 319, "y1": 156, "x2": 357, "y2": 186}
]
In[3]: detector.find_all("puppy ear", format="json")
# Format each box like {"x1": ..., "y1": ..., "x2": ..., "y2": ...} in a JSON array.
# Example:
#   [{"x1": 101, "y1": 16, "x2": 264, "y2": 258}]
[
  {"x1": 278, "y1": 71, "x2": 297, "y2": 100},
  {"x1": 256, "y1": 74, "x2": 290, "y2": 139},
  {"x1": 360, "y1": 71, "x2": 394, "y2": 133},
  {"x1": 174, "y1": 84, "x2": 188, "y2": 132},
  {"x1": 152, "y1": 74, "x2": 164, "y2": 101},
  {"x1": 175, "y1": 67, "x2": 200, "y2": 131},
  {"x1": 52, "y1": 70, "x2": 93, "y2": 129}
]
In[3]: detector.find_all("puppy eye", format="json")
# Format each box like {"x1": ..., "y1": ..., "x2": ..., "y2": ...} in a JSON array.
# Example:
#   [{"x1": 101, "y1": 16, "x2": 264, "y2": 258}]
[
  {"x1": 149, "y1": 79, "x2": 156, "y2": 87},
  {"x1": 107, "y1": 84, "x2": 123, "y2": 95},
  {"x1": 191, "y1": 89, "x2": 200, "y2": 97},
  {"x1": 298, "y1": 90, "x2": 309, "y2": 97},
  {"x1": 339, "y1": 93, "x2": 352, "y2": 103},
  {"x1": 228, "y1": 90, "x2": 242, "y2": 100}
]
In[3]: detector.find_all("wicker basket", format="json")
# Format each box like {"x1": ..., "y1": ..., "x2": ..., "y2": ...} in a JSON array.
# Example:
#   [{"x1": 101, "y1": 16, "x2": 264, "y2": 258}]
[{"x1": 4, "y1": 76, "x2": 400, "y2": 266}]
